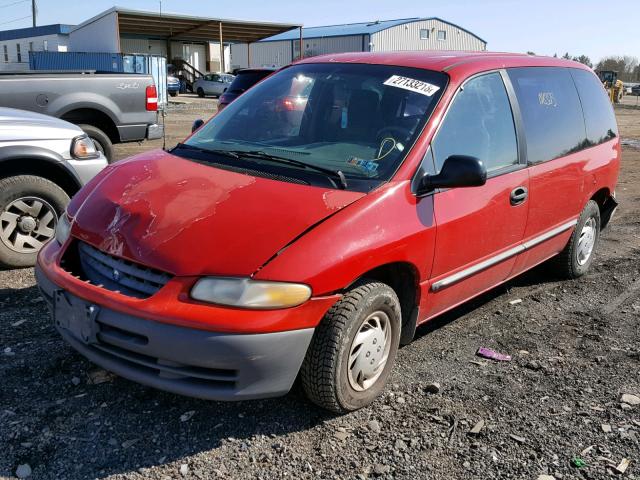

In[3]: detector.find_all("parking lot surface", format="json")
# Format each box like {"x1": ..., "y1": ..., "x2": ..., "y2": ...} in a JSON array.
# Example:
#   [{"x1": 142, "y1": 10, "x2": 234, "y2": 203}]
[{"x1": 1, "y1": 100, "x2": 639, "y2": 480}]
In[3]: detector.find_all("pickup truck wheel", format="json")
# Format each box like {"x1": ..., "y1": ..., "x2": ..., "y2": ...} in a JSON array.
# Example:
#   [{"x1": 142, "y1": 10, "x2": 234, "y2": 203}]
[
  {"x1": 301, "y1": 280, "x2": 401, "y2": 413},
  {"x1": 0, "y1": 175, "x2": 69, "y2": 268},
  {"x1": 553, "y1": 200, "x2": 601, "y2": 279},
  {"x1": 78, "y1": 124, "x2": 115, "y2": 164},
  {"x1": 197, "y1": 88, "x2": 205, "y2": 98}
]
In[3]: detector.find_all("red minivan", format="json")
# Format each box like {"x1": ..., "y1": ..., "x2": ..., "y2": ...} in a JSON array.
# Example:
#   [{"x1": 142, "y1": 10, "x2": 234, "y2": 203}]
[{"x1": 36, "y1": 52, "x2": 620, "y2": 413}]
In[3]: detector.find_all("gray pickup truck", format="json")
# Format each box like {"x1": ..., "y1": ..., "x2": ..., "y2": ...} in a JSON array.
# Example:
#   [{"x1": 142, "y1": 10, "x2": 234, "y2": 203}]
[{"x1": 0, "y1": 71, "x2": 163, "y2": 163}]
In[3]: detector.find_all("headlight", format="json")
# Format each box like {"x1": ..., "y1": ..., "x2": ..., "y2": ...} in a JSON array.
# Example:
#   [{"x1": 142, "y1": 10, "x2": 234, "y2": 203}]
[
  {"x1": 71, "y1": 135, "x2": 100, "y2": 159},
  {"x1": 55, "y1": 212, "x2": 72, "y2": 245},
  {"x1": 191, "y1": 277, "x2": 312, "y2": 309}
]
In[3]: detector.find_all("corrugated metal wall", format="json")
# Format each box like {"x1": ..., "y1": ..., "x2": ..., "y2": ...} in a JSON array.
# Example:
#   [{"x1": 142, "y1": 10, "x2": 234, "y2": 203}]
[
  {"x1": 252, "y1": 40, "x2": 292, "y2": 68},
  {"x1": 231, "y1": 40, "x2": 291, "y2": 69},
  {"x1": 29, "y1": 51, "x2": 124, "y2": 71},
  {"x1": 229, "y1": 19, "x2": 484, "y2": 69},
  {"x1": 230, "y1": 43, "x2": 248, "y2": 69},
  {"x1": 231, "y1": 35, "x2": 364, "y2": 69},
  {"x1": 294, "y1": 35, "x2": 364, "y2": 58},
  {"x1": 371, "y1": 19, "x2": 485, "y2": 52}
]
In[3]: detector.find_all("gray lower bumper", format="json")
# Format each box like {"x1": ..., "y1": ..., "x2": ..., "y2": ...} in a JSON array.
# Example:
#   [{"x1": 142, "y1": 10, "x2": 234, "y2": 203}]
[
  {"x1": 146, "y1": 123, "x2": 164, "y2": 140},
  {"x1": 36, "y1": 266, "x2": 314, "y2": 401}
]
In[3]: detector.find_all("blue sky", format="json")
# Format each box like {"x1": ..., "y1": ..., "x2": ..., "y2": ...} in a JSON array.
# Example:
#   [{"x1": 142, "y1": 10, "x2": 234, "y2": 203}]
[{"x1": 2, "y1": 0, "x2": 638, "y2": 62}]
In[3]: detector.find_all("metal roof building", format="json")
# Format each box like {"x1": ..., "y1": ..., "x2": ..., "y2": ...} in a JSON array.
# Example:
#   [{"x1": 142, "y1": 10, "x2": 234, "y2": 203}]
[
  {"x1": 67, "y1": 7, "x2": 301, "y2": 74},
  {"x1": 230, "y1": 17, "x2": 487, "y2": 70},
  {"x1": 0, "y1": 24, "x2": 73, "y2": 71}
]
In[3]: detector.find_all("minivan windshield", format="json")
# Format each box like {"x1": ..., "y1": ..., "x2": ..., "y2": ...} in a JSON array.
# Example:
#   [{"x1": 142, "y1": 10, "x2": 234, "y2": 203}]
[{"x1": 177, "y1": 63, "x2": 447, "y2": 191}]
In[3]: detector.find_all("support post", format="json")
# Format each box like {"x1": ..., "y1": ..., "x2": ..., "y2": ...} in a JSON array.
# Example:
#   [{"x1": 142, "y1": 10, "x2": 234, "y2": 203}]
[
  {"x1": 247, "y1": 42, "x2": 251, "y2": 68},
  {"x1": 299, "y1": 26, "x2": 304, "y2": 59},
  {"x1": 31, "y1": 0, "x2": 36, "y2": 27},
  {"x1": 219, "y1": 22, "x2": 224, "y2": 73}
]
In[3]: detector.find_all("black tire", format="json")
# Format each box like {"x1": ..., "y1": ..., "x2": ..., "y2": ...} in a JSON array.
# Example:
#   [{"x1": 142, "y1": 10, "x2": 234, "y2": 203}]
[
  {"x1": 78, "y1": 124, "x2": 115, "y2": 164},
  {"x1": 197, "y1": 88, "x2": 205, "y2": 98},
  {"x1": 169, "y1": 91, "x2": 178, "y2": 97},
  {"x1": 301, "y1": 280, "x2": 401, "y2": 413},
  {"x1": 0, "y1": 175, "x2": 69, "y2": 269},
  {"x1": 553, "y1": 200, "x2": 601, "y2": 279}
]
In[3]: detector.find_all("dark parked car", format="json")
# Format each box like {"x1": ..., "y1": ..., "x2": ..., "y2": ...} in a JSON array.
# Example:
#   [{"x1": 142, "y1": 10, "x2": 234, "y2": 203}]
[
  {"x1": 632, "y1": 84, "x2": 640, "y2": 96},
  {"x1": 217, "y1": 68, "x2": 276, "y2": 111}
]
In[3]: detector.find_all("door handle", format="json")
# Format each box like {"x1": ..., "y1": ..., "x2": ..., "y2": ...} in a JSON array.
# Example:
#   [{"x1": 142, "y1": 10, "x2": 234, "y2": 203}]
[{"x1": 510, "y1": 186, "x2": 528, "y2": 206}]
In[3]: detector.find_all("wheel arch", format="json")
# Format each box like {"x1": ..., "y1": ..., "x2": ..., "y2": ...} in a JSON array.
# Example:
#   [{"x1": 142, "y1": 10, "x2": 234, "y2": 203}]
[
  {"x1": 0, "y1": 149, "x2": 82, "y2": 198},
  {"x1": 346, "y1": 261, "x2": 421, "y2": 346},
  {"x1": 590, "y1": 187, "x2": 617, "y2": 229},
  {"x1": 60, "y1": 108, "x2": 120, "y2": 144}
]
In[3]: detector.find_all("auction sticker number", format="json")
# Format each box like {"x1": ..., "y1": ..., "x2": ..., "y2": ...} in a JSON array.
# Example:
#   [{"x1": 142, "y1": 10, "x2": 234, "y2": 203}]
[{"x1": 383, "y1": 75, "x2": 440, "y2": 96}]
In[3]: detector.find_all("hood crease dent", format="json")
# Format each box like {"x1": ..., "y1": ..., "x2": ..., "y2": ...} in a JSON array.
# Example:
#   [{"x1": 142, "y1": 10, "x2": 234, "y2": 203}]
[{"x1": 71, "y1": 151, "x2": 365, "y2": 277}]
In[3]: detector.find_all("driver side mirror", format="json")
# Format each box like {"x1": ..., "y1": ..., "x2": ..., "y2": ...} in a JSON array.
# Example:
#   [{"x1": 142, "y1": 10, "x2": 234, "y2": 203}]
[
  {"x1": 192, "y1": 119, "x2": 204, "y2": 133},
  {"x1": 416, "y1": 155, "x2": 486, "y2": 196}
]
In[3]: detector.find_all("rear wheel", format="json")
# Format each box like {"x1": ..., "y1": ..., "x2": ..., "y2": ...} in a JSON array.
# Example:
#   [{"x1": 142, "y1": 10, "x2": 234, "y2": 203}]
[
  {"x1": 0, "y1": 175, "x2": 69, "y2": 268},
  {"x1": 78, "y1": 124, "x2": 115, "y2": 164},
  {"x1": 169, "y1": 91, "x2": 178, "y2": 97},
  {"x1": 197, "y1": 87, "x2": 205, "y2": 98},
  {"x1": 553, "y1": 200, "x2": 601, "y2": 279},
  {"x1": 301, "y1": 280, "x2": 401, "y2": 413}
]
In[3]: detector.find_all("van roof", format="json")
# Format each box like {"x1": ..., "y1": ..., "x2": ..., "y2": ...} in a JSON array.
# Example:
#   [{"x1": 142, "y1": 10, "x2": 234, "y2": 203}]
[{"x1": 297, "y1": 51, "x2": 593, "y2": 77}]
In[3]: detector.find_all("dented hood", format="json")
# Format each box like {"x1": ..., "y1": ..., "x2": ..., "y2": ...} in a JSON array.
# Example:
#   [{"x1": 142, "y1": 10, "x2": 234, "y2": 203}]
[{"x1": 70, "y1": 150, "x2": 365, "y2": 277}]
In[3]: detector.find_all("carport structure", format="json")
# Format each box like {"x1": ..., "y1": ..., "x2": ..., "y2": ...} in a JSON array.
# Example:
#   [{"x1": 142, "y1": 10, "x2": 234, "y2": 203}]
[{"x1": 70, "y1": 7, "x2": 302, "y2": 74}]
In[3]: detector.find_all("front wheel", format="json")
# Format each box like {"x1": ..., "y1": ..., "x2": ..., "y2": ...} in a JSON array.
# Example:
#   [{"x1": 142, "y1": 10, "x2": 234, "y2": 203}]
[
  {"x1": 0, "y1": 175, "x2": 69, "y2": 268},
  {"x1": 301, "y1": 280, "x2": 401, "y2": 413},
  {"x1": 553, "y1": 200, "x2": 601, "y2": 279},
  {"x1": 197, "y1": 87, "x2": 205, "y2": 98}
]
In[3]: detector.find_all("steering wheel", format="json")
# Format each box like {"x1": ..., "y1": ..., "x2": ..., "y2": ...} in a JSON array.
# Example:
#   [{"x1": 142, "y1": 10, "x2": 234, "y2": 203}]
[
  {"x1": 375, "y1": 126, "x2": 412, "y2": 144},
  {"x1": 374, "y1": 126, "x2": 412, "y2": 160}
]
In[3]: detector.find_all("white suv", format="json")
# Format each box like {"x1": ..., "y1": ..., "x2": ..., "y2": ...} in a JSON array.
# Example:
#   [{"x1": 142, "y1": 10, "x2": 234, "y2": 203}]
[{"x1": 0, "y1": 107, "x2": 107, "y2": 268}]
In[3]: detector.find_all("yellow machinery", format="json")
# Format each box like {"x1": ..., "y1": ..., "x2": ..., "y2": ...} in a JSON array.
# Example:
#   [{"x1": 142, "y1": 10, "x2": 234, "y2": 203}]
[{"x1": 597, "y1": 70, "x2": 624, "y2": 103}]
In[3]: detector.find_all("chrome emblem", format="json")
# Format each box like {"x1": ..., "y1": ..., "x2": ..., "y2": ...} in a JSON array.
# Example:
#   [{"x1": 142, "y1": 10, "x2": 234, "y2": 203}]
[{"x1": 112, "y1": 269, "x2": 121, "y2": 282}]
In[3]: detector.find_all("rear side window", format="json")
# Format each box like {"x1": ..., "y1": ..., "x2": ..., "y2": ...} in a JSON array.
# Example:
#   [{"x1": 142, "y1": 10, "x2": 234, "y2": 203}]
[
  {"x1": 570, "y1": 69, "x2": 618, "y2": 146},
  {"x1": 432, "y1": 72, "x2": 518, "y2": 173},
  {"x1": 508, "y1": 67, "x2": 586, "y2": 164},
  {"x1": 228, "y1": 71, "x2": 272, "y2": 93}
]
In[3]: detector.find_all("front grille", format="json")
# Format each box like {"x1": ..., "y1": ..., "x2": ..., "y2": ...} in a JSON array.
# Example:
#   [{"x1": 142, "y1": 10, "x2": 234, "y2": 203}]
[{"x1": 77, "y1": 242, "x2": 171, "y2": 299}]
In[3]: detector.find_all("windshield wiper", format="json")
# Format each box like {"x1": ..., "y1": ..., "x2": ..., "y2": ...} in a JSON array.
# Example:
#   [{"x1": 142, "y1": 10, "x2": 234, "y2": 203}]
[
  {"x1": 229, "y1": 150, "x2": 348, "y2": 189},
  {"x1": 173, "y1": 143, "x2": 241, "y2": 160}
]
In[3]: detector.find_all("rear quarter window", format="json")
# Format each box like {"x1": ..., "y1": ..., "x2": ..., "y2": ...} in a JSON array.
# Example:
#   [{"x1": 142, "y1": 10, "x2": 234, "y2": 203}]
[
  {"x1": 570, "y1": 68, "x2": 618, "y2": 146},
  {"x1": 508, "y1": 67, "x2": 586, "y2": 164}
]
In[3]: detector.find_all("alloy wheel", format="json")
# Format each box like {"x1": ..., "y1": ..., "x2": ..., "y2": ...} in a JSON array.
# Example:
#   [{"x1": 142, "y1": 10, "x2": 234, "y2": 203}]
[{"x1": 0, "y1": 196, "x2": 58, "y2": 253}]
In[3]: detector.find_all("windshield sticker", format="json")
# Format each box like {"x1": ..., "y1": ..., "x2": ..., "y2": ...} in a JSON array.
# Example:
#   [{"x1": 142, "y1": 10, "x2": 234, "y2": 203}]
[
  {"x1": 348, "y1": 157, "x2": 379, "y2": 175},
  {"x1": 383, "y1": 75, "x2": 440, "y2": 96},
  {"x1": 538, "y1": 92, "x2": 557, "y2": 107}
]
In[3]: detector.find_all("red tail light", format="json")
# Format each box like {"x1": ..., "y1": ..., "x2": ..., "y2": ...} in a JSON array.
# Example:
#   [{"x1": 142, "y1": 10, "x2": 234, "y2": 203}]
[{"x1": 146, "y1": 85, "x2": 158, "y2": 111}]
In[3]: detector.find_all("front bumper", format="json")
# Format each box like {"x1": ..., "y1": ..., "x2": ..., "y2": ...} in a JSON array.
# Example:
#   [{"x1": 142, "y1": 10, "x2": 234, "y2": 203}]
[
  {"x1": 36, "y1": 264, "x2": 314, "y2": 400},
  {"x1": 67, "y1": 153, "x2": 109, "y2": 185}
]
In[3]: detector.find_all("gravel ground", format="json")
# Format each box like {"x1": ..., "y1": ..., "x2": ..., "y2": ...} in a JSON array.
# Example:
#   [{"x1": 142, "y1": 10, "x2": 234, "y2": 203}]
[{"x1": 1, "y1": 100, "x2": 639, "y2": 480}]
